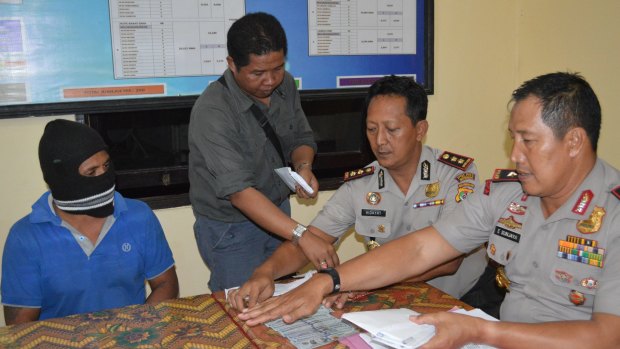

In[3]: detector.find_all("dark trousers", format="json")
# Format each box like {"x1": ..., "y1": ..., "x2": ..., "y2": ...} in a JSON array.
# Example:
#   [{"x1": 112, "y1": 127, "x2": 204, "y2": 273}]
[{"x1": 459, "y1": 265, "x2": 506, "y2": 319}]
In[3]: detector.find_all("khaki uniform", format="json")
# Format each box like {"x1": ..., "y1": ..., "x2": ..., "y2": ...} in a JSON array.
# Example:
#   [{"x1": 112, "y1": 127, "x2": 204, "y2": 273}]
[
  {"x1": 311, "y1": 145, "x2": 487, "y2": 298},
  {"x1": 436, "y1": 159, "x2": 620, "y2": 322}
]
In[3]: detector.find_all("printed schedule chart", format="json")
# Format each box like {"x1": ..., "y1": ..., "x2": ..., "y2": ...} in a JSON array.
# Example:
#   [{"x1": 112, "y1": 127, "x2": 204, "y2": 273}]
[
  {"x1": 308, "y1": 0, "x2": 416, "y2": 56},
  {"x1": 109, "y1": 0, "x2": 244, "y2": 79}
]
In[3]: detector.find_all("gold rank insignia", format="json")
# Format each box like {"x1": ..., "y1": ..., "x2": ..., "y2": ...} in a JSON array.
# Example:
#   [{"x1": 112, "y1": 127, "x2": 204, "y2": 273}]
[
  {"x1": 425, "y1": 181, "x2": 440, "y2": 198},
  {"x1": 577, "y1": 206, "x2": 606, "y2": 234},
  {"x1": 377, "y1": 224, "x2": 385, "y2": 233},
  {"x1": 437, "y1": 151, "x2": 474, "y2": 171},
  {"x1": 344, "y1": 166, "x2": 375, "y2": 182}
]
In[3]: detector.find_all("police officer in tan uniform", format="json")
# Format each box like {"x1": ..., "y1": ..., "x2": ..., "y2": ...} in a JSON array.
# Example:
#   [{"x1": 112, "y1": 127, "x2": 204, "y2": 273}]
[
  {"x1": 238, "y1": 72, "x2": 620, "y2": 349},
  {"x1": 464, "y1": 163, "x2": 619, "y2": 322},
  {"x1": 311, "y1": 145, "x2": 485, "y2": 298},
  {"x1": 229, "y1": 75, "x2": 487, "y2": 310}
]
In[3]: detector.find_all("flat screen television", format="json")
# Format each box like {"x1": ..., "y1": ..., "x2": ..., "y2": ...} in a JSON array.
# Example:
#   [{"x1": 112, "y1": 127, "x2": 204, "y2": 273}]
[{"x1": 0, "y1": 0, "x2": 433, "y2": 118}]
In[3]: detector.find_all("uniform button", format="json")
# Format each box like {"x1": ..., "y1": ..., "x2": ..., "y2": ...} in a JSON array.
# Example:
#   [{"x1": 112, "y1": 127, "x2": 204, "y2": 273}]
[
  {"x1": 541, "y1": 225, "x2": 549, "y2": 231},
  {"x1": 532, "y1": 261, "x2": 538, "y2": 268},
  {"x1": 406, "y1": 225, "x2": 412, "y2": 231},
  {"x1": 404, "y1": 202, "x2": 409, "y2": 206},
  {"x1": 370, "y1": 229, "x2": 375, "y2": 234}
]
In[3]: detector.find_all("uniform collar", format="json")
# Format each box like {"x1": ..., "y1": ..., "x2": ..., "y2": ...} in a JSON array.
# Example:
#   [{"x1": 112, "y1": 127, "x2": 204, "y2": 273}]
[{"x1": 370, "y1": 145, "x2": 435, "y2": 195}]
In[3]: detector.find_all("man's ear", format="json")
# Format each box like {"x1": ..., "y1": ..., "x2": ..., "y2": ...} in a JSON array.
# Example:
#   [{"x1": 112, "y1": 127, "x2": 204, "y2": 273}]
[
  {"x1": 226, "y1": 56, "x2": 235, "y2": 72},
  {"x1": 415, "y1": 120, "x2": 429, "y2": 141},
  {"x1": 566, "y1": 127, "x2": 587, "y2": 157}
]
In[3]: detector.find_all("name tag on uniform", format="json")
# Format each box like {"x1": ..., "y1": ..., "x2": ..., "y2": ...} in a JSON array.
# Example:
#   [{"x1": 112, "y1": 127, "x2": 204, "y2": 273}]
[
  {"x1": 361, "y1": 209, "x2": 386, "y2": 217},
  {"x1": 494, "y1": 226, "x2": 521, "y2": 243}
]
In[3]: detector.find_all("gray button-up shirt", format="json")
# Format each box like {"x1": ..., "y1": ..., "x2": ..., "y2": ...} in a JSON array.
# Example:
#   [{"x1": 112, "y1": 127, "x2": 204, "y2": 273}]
[
  {"x1": 188, "y1": 69, "x2": 316, "y2": 221},
  {"x1": 436, "y1": 158, "x2": 620, "y2": 322}
]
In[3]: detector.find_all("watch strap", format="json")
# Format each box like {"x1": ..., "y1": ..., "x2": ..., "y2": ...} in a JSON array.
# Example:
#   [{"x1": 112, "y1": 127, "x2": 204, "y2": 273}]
[
  {"x1": 318, "y1": 267, "x2": 341, "y2": 294},
  {"x1": 291, "y1": 224, "x2": 307, "y2": 245}
]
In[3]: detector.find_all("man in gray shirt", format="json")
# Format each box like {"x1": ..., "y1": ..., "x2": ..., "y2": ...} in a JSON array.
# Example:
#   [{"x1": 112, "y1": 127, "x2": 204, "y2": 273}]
[{"x1": 189, "y1": 12, "x2": 335, "y2": 291}]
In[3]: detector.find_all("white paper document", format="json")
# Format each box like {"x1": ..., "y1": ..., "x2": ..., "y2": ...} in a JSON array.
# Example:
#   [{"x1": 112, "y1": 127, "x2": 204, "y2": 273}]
[
  {"x1": 342, "y1": 308, "x2": 498, "y2": 349},
  {"x1": 343, "y1": 308, "x2": 435, "y2": 349},
  {"x1": 275, "y1": 167, "x2": 314, "y2": 194}
]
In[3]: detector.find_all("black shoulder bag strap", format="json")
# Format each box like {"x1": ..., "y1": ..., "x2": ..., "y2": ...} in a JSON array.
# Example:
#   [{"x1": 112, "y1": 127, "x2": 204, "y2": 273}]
[{"x1": 218, "y1": 75, "x2": 286, "y2": 166}]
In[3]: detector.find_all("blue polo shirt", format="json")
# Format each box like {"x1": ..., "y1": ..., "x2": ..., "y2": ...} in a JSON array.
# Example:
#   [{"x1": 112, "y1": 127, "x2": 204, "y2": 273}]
[{"x1": 1, "y1": 191, "x2": 175, "y2": 320}]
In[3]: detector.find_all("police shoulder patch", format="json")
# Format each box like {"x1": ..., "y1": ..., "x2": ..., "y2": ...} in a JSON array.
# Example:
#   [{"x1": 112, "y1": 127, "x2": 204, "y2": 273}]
[
  {"x1": 490, "y1": 169, "x2": 519, "y2": 182},
  {"x1": 612, "y1": 185, "x2": 620, "y2": 200},
  {"x1": 437, "y1": 151, "x2": 474, "y2": 171},
  {"x1": 343, "y1": 166, "x2": 375, "y2": 182},
  {"x1": 484, "y1": 169, "x2": 519, "y2": 195}
]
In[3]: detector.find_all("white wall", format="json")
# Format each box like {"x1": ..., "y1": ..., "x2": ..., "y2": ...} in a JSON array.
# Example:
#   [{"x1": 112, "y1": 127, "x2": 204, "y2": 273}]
[{"x1": 1, "y1": 0, "x2": 619, "y2": 325}]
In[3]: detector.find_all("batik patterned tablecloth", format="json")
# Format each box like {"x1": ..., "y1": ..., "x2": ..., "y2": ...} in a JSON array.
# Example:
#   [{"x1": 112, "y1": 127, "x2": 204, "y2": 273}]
[
  {"x1": 0, "y1": 281, "x2": 468, "y2": 348},
  {"x1": 215, "y1": 281, "x2": 471, "y2": 349}
]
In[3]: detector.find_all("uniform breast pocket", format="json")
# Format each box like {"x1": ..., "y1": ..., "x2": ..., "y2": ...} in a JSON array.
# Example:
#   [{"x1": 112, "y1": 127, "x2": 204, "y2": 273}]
[
  {"x1": 549, "y1": 258, "x2": 601, "y2": 307},
  {"x1": 488, "y1": 226, "x2": 521, "y2": 265},
  {"x1": 355, "y1": 217, "x2": 392, "y2": 239}
]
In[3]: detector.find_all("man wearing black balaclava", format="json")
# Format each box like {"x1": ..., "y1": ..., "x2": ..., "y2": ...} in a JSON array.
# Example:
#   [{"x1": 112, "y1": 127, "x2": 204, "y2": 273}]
[{"x1": 1, "y1": 119, "x2": 179, "y2": 325}]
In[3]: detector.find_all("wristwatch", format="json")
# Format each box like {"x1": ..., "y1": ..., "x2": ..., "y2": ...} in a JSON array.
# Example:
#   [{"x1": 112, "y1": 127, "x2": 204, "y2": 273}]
[
  {"x1": 291, "y1": 223, "x2": 307, "y2": 245},
  {"x1": 318, "y1": 267, "x2": 341, "y2": 294}
]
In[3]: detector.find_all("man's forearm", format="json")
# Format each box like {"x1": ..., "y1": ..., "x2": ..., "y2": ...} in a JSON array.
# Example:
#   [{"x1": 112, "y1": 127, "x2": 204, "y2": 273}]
[
  {"x1": 254, "y1": 241, "x2": 310, "y2": 280},
  {"x1": 290, "y1": 145, "x2": 315, "y2": 171},
  {"x1": 337, "y1": 227, "x2": 461, "y2": 292},
  {"x1": 480, "y1": 313, "x2": 620, "y2": 349},
  {"x1": 405, "y1": 255, "x2": 463, "y2": 283},
  {"x1": 231, "y1": 188, "x2": 298, "y2": 241}
]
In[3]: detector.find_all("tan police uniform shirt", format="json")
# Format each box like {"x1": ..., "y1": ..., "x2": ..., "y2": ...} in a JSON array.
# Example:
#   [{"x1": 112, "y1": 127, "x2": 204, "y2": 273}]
[
  {"x1": 310, "y1": 145, "x2": 487, "y2": 298},
  {"x1": 435, "y1": 158, "x2": 620, "y2": 322}
]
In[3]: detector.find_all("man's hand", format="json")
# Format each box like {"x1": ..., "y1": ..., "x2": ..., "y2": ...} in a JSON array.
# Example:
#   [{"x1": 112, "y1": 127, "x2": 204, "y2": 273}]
[
  {"x1": 298, "y1": 229, "x2": 339, "y2": 270},
  {"x1": 228, "y1": 270, "x2": 275, "y2": 311},
  {"x1": 410, "y1": 311, "x2": 485, "y2": 349},
  {"x1": 322, "y1": 291, "x2": 371, "y2": 309},
  {"x1": 295, "y1": 167, "x2": 318, "y2": 199},
  {"x1": 238, "y1": 273, "x2": 333, "y2": 326}
]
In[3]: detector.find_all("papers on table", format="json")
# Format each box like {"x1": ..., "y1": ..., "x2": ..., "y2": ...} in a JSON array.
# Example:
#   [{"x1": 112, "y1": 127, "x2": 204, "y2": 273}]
[
  {"x1": 266, "y1": 305, "x2": 358, "y2": 349},
  {"x1": 275, "y1": 166, "x2": 314, "y2": 194},
  {"x1": 273, "y1": 270, "x2": 315, "y2": 296},
  {"x1": 342, "y1": 308, "x2": 499, "y2": 349},
  {"x1": 343, "y1": 308, "x2": 434, "y2": 349}
]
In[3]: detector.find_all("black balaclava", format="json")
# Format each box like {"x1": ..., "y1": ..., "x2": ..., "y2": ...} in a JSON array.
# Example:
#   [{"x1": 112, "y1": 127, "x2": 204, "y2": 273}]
[{"x1": 38, "y1": 119, "x2": 115, "y2": 218}]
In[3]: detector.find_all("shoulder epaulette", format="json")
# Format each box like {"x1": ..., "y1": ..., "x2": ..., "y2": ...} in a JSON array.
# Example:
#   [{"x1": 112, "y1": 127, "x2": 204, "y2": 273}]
[
  {"x1": 343, "y1": 166, "x2": 375, "y2": 182},
  {"x1": 612, "y1": 186, "x2": 620, "y2": 200},
  {"x1": 484, "y1": 169, "x2": 519, "y2": 195},
  {"x1": 437, "y1": 151, "x2": 474, "y2": 171},
  {"x1": 490, "y1": 169, "x2": 519, "y2": 182}
]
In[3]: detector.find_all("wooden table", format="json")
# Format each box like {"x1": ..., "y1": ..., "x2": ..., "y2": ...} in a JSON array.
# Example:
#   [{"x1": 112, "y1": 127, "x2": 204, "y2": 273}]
[{"x1": 0, "y1": 281, "x2": 470, "y2": 348}]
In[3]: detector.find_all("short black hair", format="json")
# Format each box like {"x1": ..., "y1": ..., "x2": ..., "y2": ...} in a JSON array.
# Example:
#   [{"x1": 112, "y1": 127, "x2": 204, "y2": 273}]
[
  {"x1": 512, "y1": 72, "x2": 601, "y2": 151},
  {"x1": 365, "y1": 75, "x2": 428, "y2": 125},
  {"x1": 227, "y1": 12, "x2": 287, "y2": 70}
]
